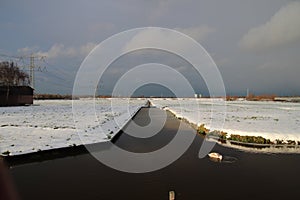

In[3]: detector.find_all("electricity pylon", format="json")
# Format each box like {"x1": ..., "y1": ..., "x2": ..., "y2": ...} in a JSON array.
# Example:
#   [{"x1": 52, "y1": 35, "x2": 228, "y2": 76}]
[
  {"x1": 22, "y1": 54, "x2": 46, "y2": 89},
  {"x1": 0, "y1": 53, "x2": 46, "y2": 89}
]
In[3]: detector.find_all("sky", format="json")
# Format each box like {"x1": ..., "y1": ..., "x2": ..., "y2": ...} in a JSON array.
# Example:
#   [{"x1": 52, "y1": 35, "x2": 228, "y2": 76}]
[{"x1": 0, "y1": 0, "x2": 300, "y2": 96}]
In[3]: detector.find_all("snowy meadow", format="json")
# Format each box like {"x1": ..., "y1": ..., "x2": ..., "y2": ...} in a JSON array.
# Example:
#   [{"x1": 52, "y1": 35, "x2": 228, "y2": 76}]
[
  {"x1": 1, "y1": 98, "x2": 300, "y2": 156},
  {"x1": 0, "y1": 98, "x2": 147, "y2": 156},
  {"x1": 151, "y1": 98, "x2": 300, "y2": 143}
]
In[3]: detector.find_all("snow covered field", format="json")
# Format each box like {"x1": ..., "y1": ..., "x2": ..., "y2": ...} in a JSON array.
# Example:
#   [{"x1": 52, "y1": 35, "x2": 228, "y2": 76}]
[
  {"x1": 151, "y1": 98, "x2": 300, "y2": 142},
  {"x1": 0, "y1": 98, "x2": 146, "y2": 156},
  {"x1": 2, "y1": 98, "x2": 299, "y2": 156}
]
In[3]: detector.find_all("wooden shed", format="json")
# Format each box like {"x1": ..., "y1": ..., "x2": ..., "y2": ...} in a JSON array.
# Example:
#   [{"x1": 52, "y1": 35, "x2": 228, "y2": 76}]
[{"x1": 0, "y1": 86, "x2": 33, "y2": 106}]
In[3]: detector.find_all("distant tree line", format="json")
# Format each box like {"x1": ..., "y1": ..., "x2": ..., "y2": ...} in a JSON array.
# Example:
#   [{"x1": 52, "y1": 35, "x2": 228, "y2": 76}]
[
  {"x1": 226, "y1": 93, "x2": 277, "y2": 101},
  {"x1": 246, "y1": 93, "x2": 276, "y2": 101},
  {"x1": 0, "y1": 61, "x2": 30, "y2": 86},
  {"x1": 34, "y1": 94, "x2": 73, "y2": 100}
]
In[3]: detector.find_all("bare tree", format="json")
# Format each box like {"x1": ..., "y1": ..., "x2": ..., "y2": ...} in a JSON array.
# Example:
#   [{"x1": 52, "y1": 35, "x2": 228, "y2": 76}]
[
  {"x1": 0, "y1": 61, "x2": 29, "y2": 86},
  {"x1": 0, "y1": 61, "x2": 30, "y2": 101}
]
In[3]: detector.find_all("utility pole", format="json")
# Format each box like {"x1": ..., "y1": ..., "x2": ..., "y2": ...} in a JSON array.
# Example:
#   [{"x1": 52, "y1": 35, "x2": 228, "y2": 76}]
[{"x1": 29, "y1": 54, "x2": 35, "y2": 88}]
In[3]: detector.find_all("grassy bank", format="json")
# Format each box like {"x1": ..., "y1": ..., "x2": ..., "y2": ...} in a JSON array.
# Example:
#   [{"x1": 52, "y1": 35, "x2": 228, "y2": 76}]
[{"x1": 197, "y1": 123, "x2": 300, "y2": 148}]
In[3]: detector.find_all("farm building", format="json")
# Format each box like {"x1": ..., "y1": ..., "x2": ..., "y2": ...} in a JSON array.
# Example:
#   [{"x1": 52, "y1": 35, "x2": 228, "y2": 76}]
[
  {"x1": 0, "y1": 86, "x2": 33, "y2": 106},
  {"x1": 0, "y1": 61, "x2": 33, "y2": 106}
]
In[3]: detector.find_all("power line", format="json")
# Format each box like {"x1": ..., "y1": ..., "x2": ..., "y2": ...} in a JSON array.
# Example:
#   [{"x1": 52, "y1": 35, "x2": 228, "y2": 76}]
[
  {"x1": 41, "y1": 59, "x2": 71, "y2": 78},
  {"x1": 0, "y1": 53, "x2": 22, "y2": 59},
  {"x1": 0, "y1": 53, "x2": 46, "y2": 90},
  {"x1": 1, "y1": 53, "x2": 81, "y2": 93}
]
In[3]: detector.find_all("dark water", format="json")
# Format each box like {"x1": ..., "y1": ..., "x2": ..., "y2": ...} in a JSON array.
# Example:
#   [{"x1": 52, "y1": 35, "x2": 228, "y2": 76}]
[{"x1": 8, "y1": 108, "x2": 300, "y2": 200}]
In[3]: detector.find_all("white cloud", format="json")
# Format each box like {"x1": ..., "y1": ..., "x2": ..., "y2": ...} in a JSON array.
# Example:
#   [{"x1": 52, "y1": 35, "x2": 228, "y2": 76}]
[
  {"x1": 122, "y1": 27, "x2": 214, "y2": 54},
  {"x1": 123, "y1": 28, "x2": 186, "y2": 52},
  {"x1": 17, "y1": 46, "x2": 39, "y2": 55},
  {"x1": 240, "y1": 1, "x2": 300, "y2": 50},
  {"x1": 79, "y1": 43, "x2": 98, "y2": 56},
  {"x1": 174, "y1": 26, "x2": 215, "y2": 42},
  {"x1": 17, "y1": 43, "x2": 97, "y2": 59}
]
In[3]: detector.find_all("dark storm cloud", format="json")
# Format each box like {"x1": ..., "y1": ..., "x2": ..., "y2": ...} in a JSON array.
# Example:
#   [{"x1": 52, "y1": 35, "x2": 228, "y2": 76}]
[{"x1": 0, "y1": 0, "x2": 299, "y2": 96}]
